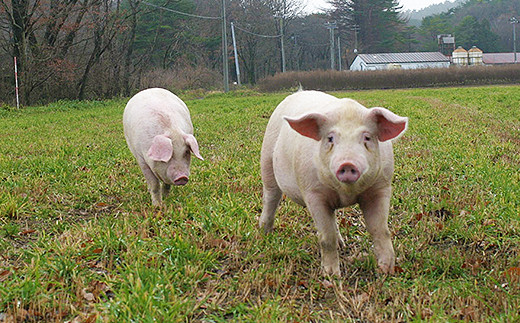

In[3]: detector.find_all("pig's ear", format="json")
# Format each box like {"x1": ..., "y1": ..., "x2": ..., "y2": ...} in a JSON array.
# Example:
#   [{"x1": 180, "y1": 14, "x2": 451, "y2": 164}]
[
  {"x1": 284, "y1": 113, "x2": 328, "y2": 141},
  {"x1": 148, "y1": 134, "x2": 173, "y2": 162},
  {"x1": 184, "y1": 134, "x2": 204, "y2": 161},
  {"x1": 369, "y1": 107, "x2": 408, "y2": 142}
]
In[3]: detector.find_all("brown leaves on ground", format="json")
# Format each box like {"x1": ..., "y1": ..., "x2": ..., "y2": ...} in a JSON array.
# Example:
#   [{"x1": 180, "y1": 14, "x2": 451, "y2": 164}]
[
  {"x1": 80, "y1": 280, "x2": 113, "y2": 303},
  {"x1": 0, "y1": 269, "x2": 11, "y2": 282},
  {"x1": 411, "y1": 207, "x2": 454, "y2": 226},
  {"x1": 503, "y1": 267, "x2": 520, "y2": 282}
]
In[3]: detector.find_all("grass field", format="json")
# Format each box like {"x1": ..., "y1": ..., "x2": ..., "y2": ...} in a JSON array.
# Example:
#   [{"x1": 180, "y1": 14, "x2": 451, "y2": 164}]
[{"x1": 1, "y1": 86, "x2": 520, "y2": 321}]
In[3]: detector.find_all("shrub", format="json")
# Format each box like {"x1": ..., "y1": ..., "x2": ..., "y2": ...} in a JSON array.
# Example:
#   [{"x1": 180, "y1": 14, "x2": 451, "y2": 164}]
[
  {"x1": 139, "y1": 65, "x2": 221, "y2": 93},
  {"x1": 257, "y1": 65, "x2": 520, "y2": 92}
]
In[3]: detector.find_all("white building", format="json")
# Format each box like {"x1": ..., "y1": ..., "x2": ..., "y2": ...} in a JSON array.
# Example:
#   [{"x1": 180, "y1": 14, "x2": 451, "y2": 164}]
[{"x1": 350, "y1": 52, "x2": 450, "y2": 71}]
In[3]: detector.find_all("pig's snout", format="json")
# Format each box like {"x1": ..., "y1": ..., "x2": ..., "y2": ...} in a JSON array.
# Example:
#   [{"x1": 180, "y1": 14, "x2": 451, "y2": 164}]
[
  {"x1": 173, "y1": 176, "x2": 189, "y2": 186},
  {"x1": 336, "y1": 162, "x2": 361, "y2": 183}
]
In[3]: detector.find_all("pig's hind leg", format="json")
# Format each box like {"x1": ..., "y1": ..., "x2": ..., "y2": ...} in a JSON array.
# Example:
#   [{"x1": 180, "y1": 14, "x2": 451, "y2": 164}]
[
  {"x1": 138, "y1": 161, "x2": 162, "y2": 206},
  {"x1": 259, "y1": 157, "x2": 282, "y2": 233}
]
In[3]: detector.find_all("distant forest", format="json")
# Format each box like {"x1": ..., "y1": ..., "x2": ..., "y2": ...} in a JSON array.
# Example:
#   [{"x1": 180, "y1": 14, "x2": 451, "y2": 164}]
[
  {"x1": 1, "y1": 0, "x2": 519, "y2": 104},
  {"x1": 406, "y1": 0, "x2": 465, "y2": 24}
]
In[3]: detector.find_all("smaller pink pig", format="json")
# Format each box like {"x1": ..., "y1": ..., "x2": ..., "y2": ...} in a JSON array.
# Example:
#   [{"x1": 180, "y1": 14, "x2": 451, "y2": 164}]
[
  {"x1": 123, "y1": 88, "x2": 203, "y2": 206},
  {"x1": 259, "y1": 90, "x2": 408, "y2": 276}
]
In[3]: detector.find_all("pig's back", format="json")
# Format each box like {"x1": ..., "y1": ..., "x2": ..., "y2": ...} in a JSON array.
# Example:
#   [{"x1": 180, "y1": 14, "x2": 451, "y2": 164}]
[
  {"x1": 270, "y1": 90, "x2": 338, "y2": 123},
  {"x1": 124, "y1": 88, "x2": 190, "y2": 127}
]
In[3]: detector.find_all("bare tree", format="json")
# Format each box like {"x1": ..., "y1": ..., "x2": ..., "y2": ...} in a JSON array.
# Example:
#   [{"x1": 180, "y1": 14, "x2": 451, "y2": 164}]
[
  {"x1": 267, "y1": 0, "x2": 305, "y2": 72},
  {"x1": 0, "y1": 0, "x2": 127, "y2": 103},
  {"x1": 1, "y1": 0, "x2": 42, "y2": 103},
  {"x1": 228, "y1": 0, "x2": 277, "y2": 83}
]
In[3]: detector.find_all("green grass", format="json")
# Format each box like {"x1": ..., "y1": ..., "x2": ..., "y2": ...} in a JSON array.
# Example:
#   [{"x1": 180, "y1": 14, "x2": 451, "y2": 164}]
[{"x1": 1, "y1": 86, "x2": 520, "y2": 321}]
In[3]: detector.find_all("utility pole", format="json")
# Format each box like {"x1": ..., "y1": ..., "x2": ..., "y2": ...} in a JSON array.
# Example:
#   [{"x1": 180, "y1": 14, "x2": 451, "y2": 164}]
[
  {"x1": 352, "y1": 24, "x2": 360, "y2": 53},
  {"x1": 325, "y1": 21, "x2": 337, "y2": 70},
  {"x1": 510, "y1": 16, "x2": 519, "y2": 63},
  {"x1": 337, "y1": 36, "x2": 342, "y2": 71},
  {"x1": 280, "y1": 18, "x2": 286, "y2": 73},
  {"x1": 230, "y1": 22, "x2": 241, "y2": 85},
  {"x1": 292, "y1": 34, "x2": 300, "y2": 71},
  {"x1": 221, "y1": 0, "x2": 229, "y2": 92}
]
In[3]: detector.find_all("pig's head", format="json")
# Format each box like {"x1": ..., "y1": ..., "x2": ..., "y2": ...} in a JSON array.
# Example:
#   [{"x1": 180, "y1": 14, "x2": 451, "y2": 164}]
[
  {"x1": 284, "y1": 99, "x2": 407, "y2": 187},
  {"x1": 147, "y1": 132, "x2": 203, "y2": 185}
]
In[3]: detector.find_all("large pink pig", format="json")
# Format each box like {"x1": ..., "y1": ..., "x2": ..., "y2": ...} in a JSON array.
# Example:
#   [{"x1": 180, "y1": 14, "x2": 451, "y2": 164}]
[
  {"x1": 259, "y1": 90, "x2": 408, "y2": 276},
  {"x1": 123, "y1": 88, "x2": 203, "y2": 206}
]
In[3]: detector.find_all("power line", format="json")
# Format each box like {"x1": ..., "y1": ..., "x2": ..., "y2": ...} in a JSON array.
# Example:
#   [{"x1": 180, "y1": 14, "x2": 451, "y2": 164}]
[
  {"x1": 139, "y1": 2, "x2": 319, "y2": 46},
  {"x1": 298, "y1": 40, "x2": 328, "y2": 47},
  {"x1": 140, "y1": 0, "x2": 227, "y2": 91},
  {"x1": 136, "y1": 1, "x2": 334, "y2": 79},
  {"x1": 141, "y1": 1, "x2": 221, "y2": 20},
  {"x1": 233, "y1": 24, "x2": 282, "y2": 38}
]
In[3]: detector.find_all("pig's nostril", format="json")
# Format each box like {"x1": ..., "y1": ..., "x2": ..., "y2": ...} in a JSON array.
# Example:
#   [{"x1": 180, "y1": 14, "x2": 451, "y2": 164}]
[
  {"x1": 336, "y1": 163, "x2": 360, "y2": 183},
  {"x1": 173, "y1": 176, "x2": 189, "y2": 186}
]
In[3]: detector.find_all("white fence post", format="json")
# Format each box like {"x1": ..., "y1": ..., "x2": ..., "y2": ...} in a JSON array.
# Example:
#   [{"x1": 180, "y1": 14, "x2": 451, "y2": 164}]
[{"x1": 14, "y1": 57, "x2": 20, "y2": 109}]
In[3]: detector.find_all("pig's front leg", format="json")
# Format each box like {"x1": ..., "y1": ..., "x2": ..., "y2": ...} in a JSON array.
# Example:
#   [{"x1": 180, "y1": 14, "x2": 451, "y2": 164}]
[
  {"x1": 162, "y1": 183, "x2": 171, "y2": 200},
  {"x1": 306, "y1": 194, "x2": 340, "y2": 276},
  {"x1": 139, "y1": 162, "x2": 162, "y2": 206},
  {"x1": 359, "y1": 187, "x2": 395, "y2": 274}
]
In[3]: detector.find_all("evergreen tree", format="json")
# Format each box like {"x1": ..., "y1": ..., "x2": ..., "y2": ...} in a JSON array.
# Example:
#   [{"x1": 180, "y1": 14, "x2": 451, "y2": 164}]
[
  {"x1": 329, "y1": 0, "x2": 408, "y2": 53},
  {"x1": 133, "y1": 0, "x2": 196, "y2": 68},
  {"x1": 455, "y1": 16, "x2": 500, "y2": 52},
  {"x1": 419, "y1": 11, "x2": 453, "y2": 51},
  {"x1": 415, "y1": 0, "x2": 516, "y2": 52}
]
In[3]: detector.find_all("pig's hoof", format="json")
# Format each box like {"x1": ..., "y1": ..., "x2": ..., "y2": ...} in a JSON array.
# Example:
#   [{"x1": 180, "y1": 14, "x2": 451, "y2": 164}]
[
  {"x1": 258, "y1": 217, "x2": 274, "y2": 234},
  {"x1": 151, "y1": 194, "x2": 162, "y2": 207},
  {"x1": 258, "y1": 222, "x2": 273, "y2": 234},
  {"x1": 322, "y1": 263, "x2": 341, "y2": 276},
  {"x1": 377, "y1": 260, "x2": 395, "y2": 274},
  {"x1": 259, "y1": 226, "x2": 273, "y2": 234}
]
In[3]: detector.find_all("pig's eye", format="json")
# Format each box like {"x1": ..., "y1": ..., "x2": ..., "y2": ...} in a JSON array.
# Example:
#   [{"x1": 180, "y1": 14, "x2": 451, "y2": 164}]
[
  {"x1": 363, "y1": 133, "x2": 372, "y2": 150},
  {"x1": 327, "y1": 135, "x2": 334, "y2": 144}
]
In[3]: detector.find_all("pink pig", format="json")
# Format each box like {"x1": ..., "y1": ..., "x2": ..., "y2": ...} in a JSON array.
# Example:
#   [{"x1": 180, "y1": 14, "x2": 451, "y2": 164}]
[
  {"x1": 259, "y1": 90, "x2": 408, "y2": 276},
  {"x1": 123, "y1": 88, "x2": 203, "y2": 206}
]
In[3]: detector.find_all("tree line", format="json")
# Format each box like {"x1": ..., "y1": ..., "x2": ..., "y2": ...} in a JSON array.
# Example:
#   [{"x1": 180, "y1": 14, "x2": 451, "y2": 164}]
[{"x1": 0, "y1": 0, "x2": 518, "y2": 105}]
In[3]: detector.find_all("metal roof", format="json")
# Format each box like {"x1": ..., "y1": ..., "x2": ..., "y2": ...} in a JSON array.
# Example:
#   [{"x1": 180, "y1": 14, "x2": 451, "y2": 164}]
[
  {"x1": 453, "y1": 46, "x2": 467, "y2": 53},
  {"x1": 357, "y1": 52, "x2": 450, "y2": 64},
  {"x1": 482, "y1": 53, "x2": 516, "y2": 64},
  {"x1": 440, "y1": 36, "x2": 455, "y2": 44}
]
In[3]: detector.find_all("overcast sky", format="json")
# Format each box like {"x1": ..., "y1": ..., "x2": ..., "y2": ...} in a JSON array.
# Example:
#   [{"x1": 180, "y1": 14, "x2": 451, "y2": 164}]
[{"x1": 305, "y1": 0, "x2": 455, "y2": 13}]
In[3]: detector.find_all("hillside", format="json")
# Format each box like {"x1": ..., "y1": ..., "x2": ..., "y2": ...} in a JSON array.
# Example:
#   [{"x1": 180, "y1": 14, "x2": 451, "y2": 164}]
[{"x1": 404, "y1": 0, "x2": 465, "y2": 26}]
